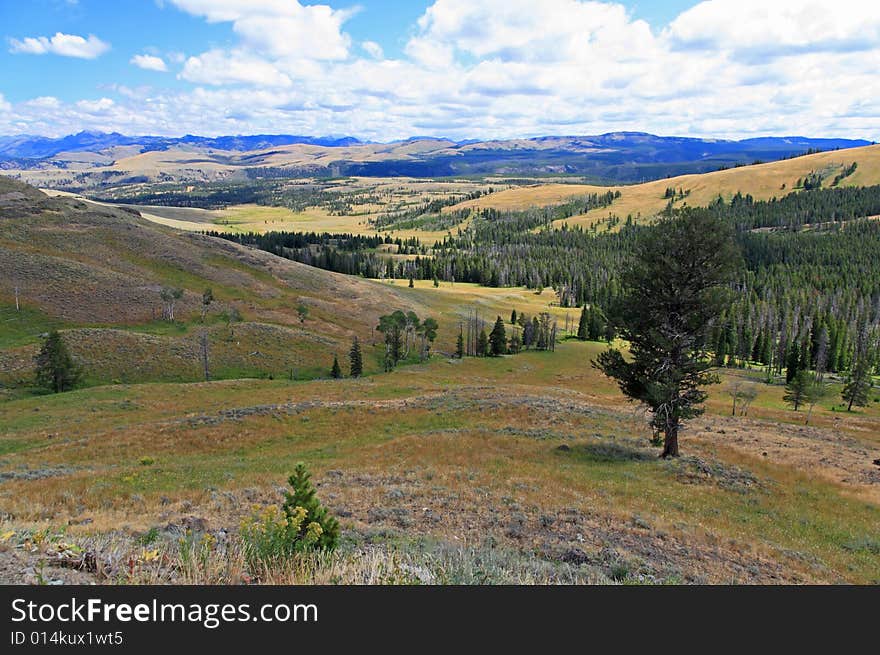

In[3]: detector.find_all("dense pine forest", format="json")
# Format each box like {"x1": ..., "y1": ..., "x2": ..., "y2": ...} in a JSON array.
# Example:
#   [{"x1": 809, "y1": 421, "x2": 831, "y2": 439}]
[{"x1": 210, "y1": 184, "x2": 880, "y2": 376}]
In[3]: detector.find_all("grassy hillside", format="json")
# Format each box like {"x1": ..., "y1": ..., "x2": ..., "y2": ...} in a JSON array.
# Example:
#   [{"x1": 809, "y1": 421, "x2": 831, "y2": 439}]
[
  {"x1": 1, "y1": 340, "x2": 878, "y2": 584},
  {"x1": 0, "y1": 177, "x2": 438, "y2": 389},
  {"x1": 449, "y1": 144, "x2": 880, "y2": 228},
  {"x1": 0, "y1": 176, "x2": 573, "y2": 391}
]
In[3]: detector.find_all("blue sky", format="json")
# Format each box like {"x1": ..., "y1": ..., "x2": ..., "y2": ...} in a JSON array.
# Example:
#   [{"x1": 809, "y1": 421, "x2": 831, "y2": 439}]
[{"x1": 1, "y1": 0, "x2": 878, "y2": 140}]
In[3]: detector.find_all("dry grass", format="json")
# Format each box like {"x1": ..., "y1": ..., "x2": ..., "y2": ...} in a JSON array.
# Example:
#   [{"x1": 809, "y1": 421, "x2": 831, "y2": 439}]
[
  {"x1": 2, "y1": 341, "x2": 878, "y2": 584},
  {"x1": 449, "y1": 144, "x2": 880, "y2": 228}
]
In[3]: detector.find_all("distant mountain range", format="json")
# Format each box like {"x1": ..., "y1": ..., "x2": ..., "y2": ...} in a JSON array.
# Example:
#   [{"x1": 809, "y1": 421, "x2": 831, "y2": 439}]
[
  {"x1": 0, "y1": 130, "x2": 874, "y2": 185},
  {"x1": 0, "y1": 131, "x2": 363, "y2": 160}
]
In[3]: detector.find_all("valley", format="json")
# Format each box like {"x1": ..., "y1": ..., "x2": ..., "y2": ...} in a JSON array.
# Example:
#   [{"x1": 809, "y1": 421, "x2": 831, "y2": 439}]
[{"x1": 1, "y1": 152, "x2": 879, "y2": 585}]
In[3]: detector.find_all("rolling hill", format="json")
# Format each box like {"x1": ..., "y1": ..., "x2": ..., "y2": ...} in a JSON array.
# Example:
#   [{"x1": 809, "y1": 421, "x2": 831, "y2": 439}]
[
  {"x1": 448, "y1": 143, "x2": 880, "y2": 228},
  {"x1": 0, "y1": 176, "x2": 574, "y2": 388},
  {"x1": 0, "y1": 176, "x2": 428, "y2": 387}
]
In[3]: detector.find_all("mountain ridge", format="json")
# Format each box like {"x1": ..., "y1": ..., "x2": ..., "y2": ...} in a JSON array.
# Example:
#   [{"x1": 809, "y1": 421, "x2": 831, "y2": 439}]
[{"x1": 0, "y1": 130, "x2": 872, "y2": 161}]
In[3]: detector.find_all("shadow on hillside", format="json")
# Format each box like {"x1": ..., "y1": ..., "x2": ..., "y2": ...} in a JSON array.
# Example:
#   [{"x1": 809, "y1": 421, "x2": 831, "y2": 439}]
[{"x1": 561, "y1": 440, "x2": 656, "y2": 464}]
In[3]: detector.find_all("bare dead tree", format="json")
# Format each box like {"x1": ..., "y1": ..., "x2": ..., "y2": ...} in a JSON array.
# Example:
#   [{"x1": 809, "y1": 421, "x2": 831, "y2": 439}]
[{"x1": 200, "y1": 330, "x2": 210, "y2": 381}]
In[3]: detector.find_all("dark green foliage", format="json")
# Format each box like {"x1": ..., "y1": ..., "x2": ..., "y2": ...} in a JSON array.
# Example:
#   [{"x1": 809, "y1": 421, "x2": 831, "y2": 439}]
[
  {"x1": 349, "y1": 337, "x2": 363, "y2": 378},
  {"x1": 510, "y1": 309, "x2": 517, "y2": 325},
  {"x1": 455, "y1": 330, "x2": 464, "y2": 358},
  {"x1": 282, "y1": 463, "x2": 339, "y2": 551},
  {"x1": 377, "y1": 310, "x2": 406, "y2": 367},
  {"x1": 418, "y1": 317, "x2": 439, "y2": 360},
  {"x1": 477, "y1": 329, "x2": 489, "y2": 357},
  {"x1": 508, "y1": 329, "x2": 522, "y2": 354},
  {"x1": 377, "y1": 310, "x2": 438, "y2": 368},
  {"x1": 577, "y1": 305, "x2": 588, "y2": 340},
  {"x1": 35, "y1": 330, "x2": 81, "y2": 393},
  {"x1": 330, "y1": 355, "x2": 341, "y2": 379},
  {"x1": 489, "y1": 316, "x2": 507, "y2": 356},
  {"x1": 783, "y1": 370, "x2": 811, "y2": 411},
  {"x1": 594, "y1": 209, "x2": 741, "y2": 458},
  {"x1": 842, "y1": 330, "x2": 873, "y2": 411}
]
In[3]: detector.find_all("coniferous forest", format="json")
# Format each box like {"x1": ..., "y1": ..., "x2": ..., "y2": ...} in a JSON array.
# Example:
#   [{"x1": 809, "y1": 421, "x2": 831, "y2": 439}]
[{"x1": 209, "y1": 183, "x2": 880, "y2": 377}]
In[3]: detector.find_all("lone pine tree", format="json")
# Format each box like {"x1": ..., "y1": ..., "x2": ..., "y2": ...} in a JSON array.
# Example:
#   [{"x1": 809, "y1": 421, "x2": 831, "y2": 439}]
[
  {"x1": 784, "y1": 369, "x2": 811, "y2": 412},
  {"x1": 35, "y1": 330, "x2": 81, "y2": 393},
  {"x1": 349, "y1": 337, "x2": 363, "y2": 378},
  {"x1": 283, "y1": 462, "x2": 339, "y2": 551},
  {"x1": 594, "y1": 209, "x2": 740, "y2": 458},
  {"x1": 331, "y1": 355, "x2": 342, "y2": 379}
]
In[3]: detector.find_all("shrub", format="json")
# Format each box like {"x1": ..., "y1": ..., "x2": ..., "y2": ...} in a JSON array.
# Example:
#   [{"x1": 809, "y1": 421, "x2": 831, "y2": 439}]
[{"x1": 240, "y1": 504, "x2": 323, "y2": 571}]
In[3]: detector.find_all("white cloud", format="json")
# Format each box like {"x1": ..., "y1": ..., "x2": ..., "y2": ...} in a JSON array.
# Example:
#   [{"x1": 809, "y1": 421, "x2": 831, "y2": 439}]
[
  {"x1": 170, "y1": 0, "x2": 353, "y2": 60},
  {"x1": 361, "y1": 41, "x2": 383, "y2": 59},
  {"x1": 667, "y1": 1, "x2": 880, "y2": 60},
  {"x1": 75, "y1": 97, "x2": 115, "y2": 114},
  {"x1": 8, "y1": 32, "x2": 110, "y2": 59},
  {"x1": 3, "y1": 0, "x2": 880, "y2": 141},
  {"x1": 0, "y1": 93, "x2": 10, "y2": 113},
  {"x1": 180, "y1": 49, "x2": 292, "y2": 87},
  {"x1": 130, "y1": 54, "x2": 168, "y2": 72}
]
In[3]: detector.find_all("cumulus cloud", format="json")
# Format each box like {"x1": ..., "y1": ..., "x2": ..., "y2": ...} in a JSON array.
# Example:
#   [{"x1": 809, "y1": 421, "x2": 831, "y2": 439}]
[
  {"x1": 169, "y1": 0, "x2": 353, "y2": 60},
  {"x1": 75, "y1": 97, "x2": 115, "y2": 114},
  {"x1": 130, "y1": 54, "x2": 168, "y2": 71},
  {"x1": 8, "y1": 32, "x2": 110, "y2": 59},
  {"x1": 3, "y1": 0, "x2": 880, "y2": 141},
  {"x1": 667, "y1": 0, "x2": 880, "y2": 60},
  {"x1": 180, "y1": 49, "x2": 292, "y2": 87}
]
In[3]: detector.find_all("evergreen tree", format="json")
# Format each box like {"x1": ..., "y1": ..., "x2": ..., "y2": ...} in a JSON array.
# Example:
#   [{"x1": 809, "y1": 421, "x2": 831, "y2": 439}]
[
  {"x1": 331, "y1": 355, "x2": 342, "y2": 379},
  {"x1": 510, "y1": 309, "x2": 517, "y2": 325},
  {"x1": 785, "y1": 343, "x2": 801, "y2": 383},
  {"x1": 455, "y1": 329, "x2": 465, "y2": 358},
  {"x1": 349, "y1": 337, "x2": 363, "y2": 378},
  {"x1": 577, "y1": 305, "x2": 589, "y2": 340},
  {"x1": 589, "y1": 307, "x2": 604, "y2": 341},
  {"x1": 594, "y1": 210, "x2": 740, "y2": 458},
  {"x1": 508, "y1": 329, "x2": 522, "y2": 354},
  {"x1": 35, "y1": 330, "x2": 81, "y2": 393},
  {"x1": 803, "y1": 378, "x2": 828, "y2": 425},
  {"x1": 477, "y1": 329, "x2": 489, "y2": 357},
  {"x1": 842, "y1": 357, "x2": 872, "y2": 411},
  {"x1": 282, "y1": 462, "x2": 339, "y2": 551},
  {"x1": 489, "y1": 316, "x2": 507, "y2": 356},
  {"x1": 783, "y1": 370, "x2": 811, "y2": 411}
]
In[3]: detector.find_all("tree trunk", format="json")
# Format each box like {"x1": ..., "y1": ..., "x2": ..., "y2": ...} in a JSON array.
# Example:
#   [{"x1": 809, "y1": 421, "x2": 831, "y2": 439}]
[
  {"x1": 660, "y1": 422, "x2": 680, "y2": 458},
  {"x1": 200, "y1": 330, "x2": 210, "y2": 381}
]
